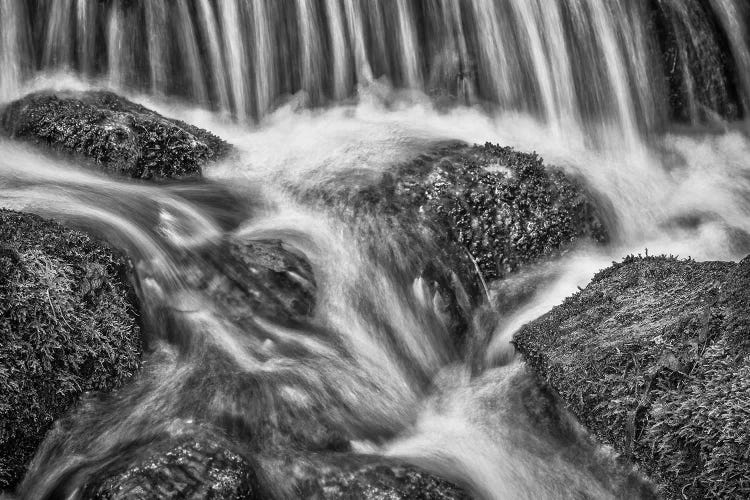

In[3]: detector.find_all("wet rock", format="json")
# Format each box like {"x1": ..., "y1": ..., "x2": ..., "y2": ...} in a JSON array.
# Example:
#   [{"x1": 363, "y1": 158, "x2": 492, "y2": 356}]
[
  {"x1": 323, "y1": 141, "x2": 606, "y2": 285},
  {"x1": 0, "y1": 90, "x2": 230, "y2": 180},
  {"x1": 274, "y1": 456, "x2": 471, "y2": 499},
  {"x1": 191, "y1": 236, "x2": 317, "y2": 325},
  {"x1": 513, "y1": 254, "x2": 750, "y2": 499},
  {"x1": 222, "y1": 238, "x2": 317, "y2": 319},
  {"x1": 0, "y1": 209, "x2": 141, "y2": 491},
  {"x1": 396, "y1": 143, "x2": 606, "y2": 281},
  {"x1": 313, "y1": 141, "x2": 607, "y2": 345},
  {"x1": 87, "y1": 441, "x2": 469, "y2": 500},
  {"x1": 88, "y1": 433, "x2": 259, "y2": 500}
]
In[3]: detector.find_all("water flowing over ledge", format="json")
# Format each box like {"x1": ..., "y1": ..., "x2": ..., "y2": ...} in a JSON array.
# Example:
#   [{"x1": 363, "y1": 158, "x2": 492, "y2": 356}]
[
  {"x1": 0, "y1": 1, "x2": 749, "y2": 499},
  {"x1": 2, "y1": 0, "x2": 750, "y2": 141}
]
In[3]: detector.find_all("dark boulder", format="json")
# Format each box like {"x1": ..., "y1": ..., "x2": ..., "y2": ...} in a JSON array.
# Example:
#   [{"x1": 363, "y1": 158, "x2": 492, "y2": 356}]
[
  {"x1": 209, "y1": 237, "x2": 317, "y2": 322},
  {"x1": 0, "y1": 90, "x2": 230, "y2": 180},
  {"x1": 278, "y1": 457, "x2": 470, "y2": 499},
  {"x1": 514, "y1": 254, "x2": 750, "y2": 499},
  {"x1": 312, "y1": 142, "x2": 608, "y2": 347},
  {"x1": 398, "y1": 143, "x2": 607, "y2": 282},
  {"x1": 87, "y1": 431, "x2": 260, "y2": 500},
  {"x1": 87, "y1": 443, "x2": 469, "y2": 500},
  {"x1": 0, "y1": 209, "x2": 141, "y2": 491},
  {"x1": 318, "y1": 141, "x2": 607, "y2": 287}
]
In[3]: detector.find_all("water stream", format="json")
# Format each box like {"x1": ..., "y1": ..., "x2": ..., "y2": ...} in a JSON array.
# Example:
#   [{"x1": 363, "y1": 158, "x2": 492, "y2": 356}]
[{"x1": 1, "y1": 1, "x2": 750, "y2": 498}]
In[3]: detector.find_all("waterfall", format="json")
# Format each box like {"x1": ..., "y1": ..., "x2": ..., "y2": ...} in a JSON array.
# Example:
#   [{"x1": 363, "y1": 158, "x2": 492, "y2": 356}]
[
  {"x1": 0, "y1": 0, "x2": 748, "y2": 135},
  {"x1": 0, "y1": 0, "x2": 24, "y2": 98},
  {"x1": 2, "y1": 2, "x2": 750, "y2": 498},
  {"x1": 197, "y1": 0, "x2": 231, "y2": 113}
]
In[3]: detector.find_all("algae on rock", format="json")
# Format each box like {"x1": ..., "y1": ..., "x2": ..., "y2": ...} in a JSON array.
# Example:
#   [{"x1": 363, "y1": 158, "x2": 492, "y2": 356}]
[
  {"x1": 514, "y1": 254, "x2": 750, "y2": 499},
  {"x1": 0, "y1": 90, "x2": 230, "y2": 180},
  {"x1": 0, "y1": 209, "x2": 142, "y2": 491}
]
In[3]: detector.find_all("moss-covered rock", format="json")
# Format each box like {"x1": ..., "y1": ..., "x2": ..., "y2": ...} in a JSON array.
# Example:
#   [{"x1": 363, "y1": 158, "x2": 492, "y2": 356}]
[
  {"x1": 283, "y1": 458, "x2": 470, "y2": 499},
  {"x1": 0, "y1": 209, "x2": 141, "y2": 491},
  {"x1": 393, "y1": 142, "x2": 607, "y2": 282},
  {"x1": 87, "y1": 441, "x2": 469, "y2": 500},
  {"x1": 0, "y1": 90, "x2": 230, "y2": 180},
  {"x1": 513, "y1": 254, "x2": 750, "y2": 498},
  {"x1": 312, "y1": 142, "x2": 607, "y2": 347},
  {"x1": 319, "y1": 141, "x2": 607, "y2": 287},
  {"x1": 88, "y1": 430, "x2": 260, "y2": 500}
]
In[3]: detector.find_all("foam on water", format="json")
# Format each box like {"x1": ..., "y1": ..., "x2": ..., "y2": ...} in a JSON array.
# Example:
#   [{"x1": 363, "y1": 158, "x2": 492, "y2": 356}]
[{"x1": 1, "y1": 76, "x2": 749, "y2": 498}]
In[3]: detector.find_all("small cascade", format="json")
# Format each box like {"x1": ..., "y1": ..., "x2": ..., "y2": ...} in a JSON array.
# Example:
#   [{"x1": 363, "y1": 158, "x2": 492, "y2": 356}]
[
  {"x1": 0, "y1": 0, "x2": 25, "y2": 98},
  {"x1": 2, "y1": 1, "x2": 750, "y2": 496},
  {"x1": 0, "y1": 0, "x2": 748, "y2": 137}
]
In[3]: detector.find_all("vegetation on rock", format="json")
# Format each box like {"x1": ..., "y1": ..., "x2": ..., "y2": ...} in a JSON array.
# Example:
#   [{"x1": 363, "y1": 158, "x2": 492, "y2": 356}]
[
  {"x1": 514, "y1": 254, "x2": 750, "y2": 499},
  {"x1": 318, "y1": 141, "x2": 607, "y2": 287},
  {"x1": 293, "y1": 460, "x2": 470, "y2": 499},
  {"x1": 87, "y1": 433, "x2": 469, "y2": 500},
  {"x1": 395, "y1": 142, "x2": 607, "y2": 282},
  {"x1": 312, "y1": 142, "x2": 608, "y2": 348},
  {"x1": 0, "y1": 90, "x2": 230, "y2": 179},
  {"x1": 0, "y1": 209, "x2": 141, "y2": 491},
  {"x1": 89, "y1": 428, "x2": 259, "y2": 500}
]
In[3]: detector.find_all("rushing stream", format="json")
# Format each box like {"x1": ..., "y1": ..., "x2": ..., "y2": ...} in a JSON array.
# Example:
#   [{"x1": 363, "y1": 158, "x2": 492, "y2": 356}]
[{"x1": 1, "y1": 1, "x2": 750, "y2": 499}]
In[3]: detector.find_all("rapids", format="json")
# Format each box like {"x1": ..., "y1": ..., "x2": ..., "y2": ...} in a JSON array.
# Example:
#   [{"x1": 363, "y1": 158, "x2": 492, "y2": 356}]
[{"x1": 1, "y1": 1, "x2": 750, "y2": 499}]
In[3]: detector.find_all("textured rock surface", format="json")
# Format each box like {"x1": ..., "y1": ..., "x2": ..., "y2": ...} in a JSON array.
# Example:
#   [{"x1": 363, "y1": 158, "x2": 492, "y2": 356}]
[
  {"x1": 281, "y1": 458, "x2": 470, "y2": 499},
  {"x1": 313, "y1": 141, "x2": 608, "y2": 348},
  {"x1": 88, "y1": 432, "x2": 260, "y2": 500},
  {"x1": 203, "y1": 237, "x2": 317, "y2": 323},
  {"x1": 514, "y1": 255, "x2": 750, "y2": 499},
  {"x1": 319, "y1": 141, "x2": 607, "y2": 287},
  {"x1": 0, "y1": 209, "x2": 141, "y2": 491},
  {"x1": 0, "y1": 90, "x2": 230, "y2": 180},
  {"x1": 390, "y1": 142, "x2": 607, "y2": 282},
  {"x1": 89, "y1": 444, "x2": 469, "y2": 500}
]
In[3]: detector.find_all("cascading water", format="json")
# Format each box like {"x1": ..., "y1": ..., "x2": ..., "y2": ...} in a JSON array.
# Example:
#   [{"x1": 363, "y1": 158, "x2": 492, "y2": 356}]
[
  {"x1": 1, "y1": 1, "x2": 750, "y2": 499},
  {"x1": 2, "y1": 0, "x2": 749, "y2": 134}
]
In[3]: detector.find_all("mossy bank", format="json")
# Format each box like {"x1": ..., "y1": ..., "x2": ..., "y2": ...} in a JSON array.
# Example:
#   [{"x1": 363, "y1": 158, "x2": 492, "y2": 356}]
[
  {"x1": 514, "y1": 255, "x2": 750, "y2": 499},
  {"x1": 0, "y1": 209, "x2": 142, "y2": 490}
]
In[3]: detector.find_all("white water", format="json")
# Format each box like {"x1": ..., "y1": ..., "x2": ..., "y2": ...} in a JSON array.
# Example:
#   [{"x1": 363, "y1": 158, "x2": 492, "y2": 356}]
[
  {"x1": 1, "y1": 72, "x2": 749, "y2": 497},
  {"x1": 2, "y1": 0, "x2": 749, "y2": 136}
]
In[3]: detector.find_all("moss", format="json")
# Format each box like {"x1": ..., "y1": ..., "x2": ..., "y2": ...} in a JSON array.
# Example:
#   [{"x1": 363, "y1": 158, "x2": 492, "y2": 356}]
[
  {"x1": 307, "y1": 142, "x2": 607, "y2": 349},
  {"x1": 398, "y1": 142, "x2": 608, "y2": 281},
  {"x1": 0, "y1": 209, "x2": 141, "y2": 490},
  {"x1": 302, "y1": 461, "x2": 470, "y2": 499},
  {"x1": 316, "y1": 141, "x2": 607, "y2": 285},
  {"x1": 88, "y1": 429, "x2": 260, "y2": 500},
  {"x1": 514, "y1": 255, "x2": 750, "y2": 498},
  {"x1": 0, "y1": 90, "x2": 230, "y2": 180}
]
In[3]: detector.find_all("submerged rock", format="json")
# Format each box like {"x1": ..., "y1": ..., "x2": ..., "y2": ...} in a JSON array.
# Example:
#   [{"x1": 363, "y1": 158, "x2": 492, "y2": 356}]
[
  {"x1": 277, "y1": 457, "x2": 470, "y2": 499},
  {"x1": 89, "y1": 441, "x2": 469, "y2": 500},
  {"x1": 0, "y1": 90, "x2": 230, "y2": 180},
  {"x1": 0, "y1": 209, "x2": 141, "y2": 491},
  {"x1": 514, "y1": 254, "x2": 750, "y2": 499},
  {"x1": 88, "y1": 431, "x2": 260, "y2": 500},
  {"x1": 170, "y1": 236, "x2": 318, "y2": 331},
  {"x1": 213, "y1": 237, "x2": 317, "y2": 321}
]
